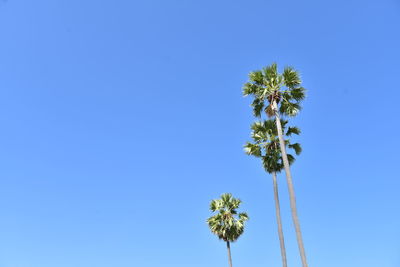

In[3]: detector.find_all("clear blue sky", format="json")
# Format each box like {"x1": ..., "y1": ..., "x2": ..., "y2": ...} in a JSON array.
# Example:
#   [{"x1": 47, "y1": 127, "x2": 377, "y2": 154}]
[{"x1": 0, "y1": 1, "x2": 399, "y2": 266}]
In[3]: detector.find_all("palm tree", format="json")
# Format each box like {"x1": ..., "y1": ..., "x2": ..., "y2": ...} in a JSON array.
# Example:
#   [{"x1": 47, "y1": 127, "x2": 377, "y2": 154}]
[
  {"x1": 207, "y1": 193, "x2": 249, "y2": 267},
  {"x1": 244, "y1": 119, "x2": 301, "y2": 267},
  {"x1": 243, "y1": 63, "x2": 308, "y2": 267}
]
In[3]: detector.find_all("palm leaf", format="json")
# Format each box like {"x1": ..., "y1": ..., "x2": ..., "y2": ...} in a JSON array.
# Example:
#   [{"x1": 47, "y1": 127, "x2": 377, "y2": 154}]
[
  {"x1": 263, "y1": 63, "x2": 278, "y2": 83},
  {"x1": 286, "y1": 126, "x2": 301, "y2": 136},
  {"x1": 287, "y1": 153, "x2": 296, "y2": 165},
  {"x1": 283, "y1": 66, "x2": 301, "y2": 88},
  {"x1": 242, "y1": 82, "x2": 258, "y2": 96},
  {"x1": 244, "y1": 142, "x2": 261, "y2": 157},
  {"x1": 249, "y1": 70, "x2": 264, "y2": 85},
  {"x1": 290, "y1": 87, "x2": 306, "y2": 101},
  {"x1": 279, "y1": 101, "x2": 301, "y2": 117},
  {"x1": 288, "y1": 143, "x2": 302, "y2": 155},
  {"x1": 251, "y1": 98, "x2": 264, "y2": 118}
]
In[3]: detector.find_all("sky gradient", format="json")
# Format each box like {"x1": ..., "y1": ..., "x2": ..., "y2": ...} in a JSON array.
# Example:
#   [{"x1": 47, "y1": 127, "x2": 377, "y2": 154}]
[{"x1": 0, "y1": 1, "x2": 399, "y2": 266}]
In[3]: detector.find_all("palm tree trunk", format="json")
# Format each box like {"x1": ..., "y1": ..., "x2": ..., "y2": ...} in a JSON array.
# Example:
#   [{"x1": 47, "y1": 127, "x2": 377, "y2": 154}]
[
  {"x1": 272, "y1": 171, "x2": 288, "y2": 267},
  {"x1": 273, "y1": 100, "x2": 308, "y2": 267},
  {"x1": 226, "y1": 241, "x2": 233, "y2": 267}
]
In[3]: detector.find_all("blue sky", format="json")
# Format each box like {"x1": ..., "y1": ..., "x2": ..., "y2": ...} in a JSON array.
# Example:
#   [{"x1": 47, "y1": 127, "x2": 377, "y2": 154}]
[{"x1": 0, "y1": 0, "x2": 399, "y2": 266}]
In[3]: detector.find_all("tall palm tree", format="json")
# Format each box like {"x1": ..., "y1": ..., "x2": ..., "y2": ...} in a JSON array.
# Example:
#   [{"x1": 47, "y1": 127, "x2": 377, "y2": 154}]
[
  {"x1": 243, "y1": 63, "x2": 308, "y2": 267},
  {"x1": 244, "y1": 119, "x2": 301, "y2": 267},
  {"x1": 207, "y1": 193, "x2": 249, "y2": 267}
]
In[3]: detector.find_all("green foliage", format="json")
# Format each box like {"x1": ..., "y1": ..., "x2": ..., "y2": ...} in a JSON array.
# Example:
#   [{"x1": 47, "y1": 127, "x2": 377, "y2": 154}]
[
  {"x1": 249, "y1": 70, "x2": 264, "y2": 85},
  {"x1": 290, "y1": 87, "x2": 306, "y2": 101},
  {"x1": 207, "y1": 193, "x2": 249, "y2": 242},
  {"x1": 282, "y1": 67, "x2": 301, "y2": 88},
  {"x1": 263, "y1": 64, "x2": 279, "y2": 85},
  {"x1": 243, "y1": 82, "x2": 258, "y2": 96},
  {"x1": 279, "y1": 101, "x2": 301, "y2": 117},
  {"x1": 251, "y1": 98, "x2": 264, "y2": 118},
  {"x1": 286, "y1": 126, "x2": 301, "y2": 136},
  {"x1": 243, "y1": 63, "x2": 306, "y2": 118},
  {"x1": 244, "y1": 142, "x2": 261, "y2": 157},
  {"x1": 244, "y1": 119, "x2": 302, "y2": 173},
  {"x1": 287, "y1": 154, "x2": 295, "y2": 165},
  {"x1": 288, "y1": 143, "x2": 302, "y2": 155}
]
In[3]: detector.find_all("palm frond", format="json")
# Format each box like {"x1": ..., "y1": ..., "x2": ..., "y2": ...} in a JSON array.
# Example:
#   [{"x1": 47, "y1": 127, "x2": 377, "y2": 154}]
[
  {"x1": 279, "y1": 101, "x2": 301, "y2": 117},
  {"x1": 249, "y1": 70, "x2": 264, "y2": 85},
  {"x1": 287, "y1": 153, "x2": 296, "y2": 165},
  {"x1": 288, "y1": 143, "x2": 302, "y2": 155},
  {"x1": 251, "y1": 98, "x2": 264, "y2": 118},
  {"x1": 251, "y1": 131, "x2": 266, "y2": 143},
  {"x1": 290, "y1": 87, "x2": 306, "y2": 101},
  {"x1": 263, "y1": 119, "x2": 278, "y2": 135},
  {"x1": 242, "y1": 82, "x2": 258, "y2": 96},
  {"x1": 210, "y1": 199, "x2": 220, "y2": 212},
  {"x1": 262, "y1": 152, "x2": 282, "y2": 173},
  {"x1": 263, "y1": 63, "x2": 278, "y2": 83},
  {"x1": 252, "y1": 120, "x2": 275, "y2": 134},
  {"x1": 250, "y1": 121, "x2": 263, "y2": 134},
  {"x1": 238, "y1": 212, "x2": 249, "y2": 222},
  {"x1": 282, "y1": 91, "x2": 291, "y2": 101},
  {"x1": 283, "y1": 66, "x2": 301, "y2": 88},
  {"x1": 244, "y1": 142, "x2": 262, "y2": 157},
  {"x1": 286, "y1": 126, "x2": 301, "y2": 136}
]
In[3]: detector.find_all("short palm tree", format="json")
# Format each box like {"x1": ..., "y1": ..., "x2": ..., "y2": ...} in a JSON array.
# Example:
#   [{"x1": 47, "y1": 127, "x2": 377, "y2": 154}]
[
  {"x1": 243, "y1": 63, "x2": 308, "y2": 267},
  {"x1": 244, "y1": 119, "x2": 301, "y2": 267},
  {"x1": 207, "y1": 193, "x2": 249, "y2": 267}
]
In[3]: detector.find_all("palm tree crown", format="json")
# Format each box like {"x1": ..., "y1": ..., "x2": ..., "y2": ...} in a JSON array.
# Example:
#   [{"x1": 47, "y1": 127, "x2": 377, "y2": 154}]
[
  {"x1": 243, "y1": 63, "x2": 305, "y2": 118},
  {"x1": 207, "y1": 193, "x2": 249, "y2": 242},
  {"x1": 244, "y1": 119, "x2": 302, "y2": 173}
]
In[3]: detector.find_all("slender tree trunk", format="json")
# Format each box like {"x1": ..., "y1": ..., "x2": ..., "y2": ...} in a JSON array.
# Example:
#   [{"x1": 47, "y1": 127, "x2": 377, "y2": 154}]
[
  {"x1": 273, "y1": 100, "x2": 308, "y2": 267},
  {"x1": 272, "y1": 171, "x2": 288, "y2": 267},
  {"x1": 226, "y1": 241, "x2": 233, "y2": 267}
]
